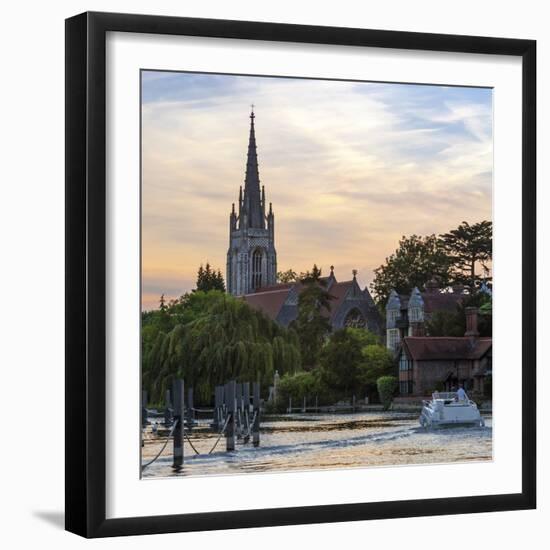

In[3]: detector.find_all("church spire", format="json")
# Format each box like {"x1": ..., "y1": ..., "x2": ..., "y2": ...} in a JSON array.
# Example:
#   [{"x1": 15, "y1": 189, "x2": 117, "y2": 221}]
[{"x1": 242, "y1": 106, "x2": 264, "y2": 229}]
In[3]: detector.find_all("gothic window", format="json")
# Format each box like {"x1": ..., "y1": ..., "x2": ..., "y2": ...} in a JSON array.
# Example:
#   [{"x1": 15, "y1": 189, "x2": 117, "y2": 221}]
[
  {"x1": 409, "y1": 306, "x2": 423, "y2": 322},
  {"x1": 344, "y1": 308, "x2": 366, "y2": 329},
  {"x1": 252, "y1": 248, "x2": 263, "y2": 290},
  {"x1": 388, "y1": 328, "x2": 400, "y2": 350}
]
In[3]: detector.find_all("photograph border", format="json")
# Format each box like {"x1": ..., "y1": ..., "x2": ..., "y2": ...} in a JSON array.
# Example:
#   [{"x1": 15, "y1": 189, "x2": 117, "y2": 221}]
[{"x1": 65, "y1": 11, "x2": 536, "y2": 538}]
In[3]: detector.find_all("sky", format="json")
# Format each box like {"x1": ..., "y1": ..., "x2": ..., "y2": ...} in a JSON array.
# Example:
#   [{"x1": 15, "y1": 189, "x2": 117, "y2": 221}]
[{"x1": 141, "y1": 70, "x2": 493, "y2": 311}]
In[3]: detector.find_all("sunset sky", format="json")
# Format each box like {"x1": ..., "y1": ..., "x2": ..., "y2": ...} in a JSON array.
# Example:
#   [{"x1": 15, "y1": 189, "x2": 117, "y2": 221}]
[{"x1": 141, "y1": 71, "x2": 493, "y2": 311}]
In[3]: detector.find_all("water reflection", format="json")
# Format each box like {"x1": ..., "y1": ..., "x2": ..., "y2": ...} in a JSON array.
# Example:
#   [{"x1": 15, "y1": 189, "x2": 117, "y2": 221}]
[{"x1": 142, "y1": 412, "x2": 492, "y2": 479}]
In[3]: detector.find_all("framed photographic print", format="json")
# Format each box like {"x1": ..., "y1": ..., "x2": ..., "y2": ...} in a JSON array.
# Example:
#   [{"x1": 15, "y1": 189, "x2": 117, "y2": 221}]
[{"x1": 65, "y1": 11, "x2": 536, "y2": 538}]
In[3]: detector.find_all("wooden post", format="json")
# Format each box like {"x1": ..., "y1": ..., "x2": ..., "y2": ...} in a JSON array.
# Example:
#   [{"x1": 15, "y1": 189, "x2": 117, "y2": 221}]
[
  {"x1": 214, "y1": 385, "x2": 222, "y2": 431},
  {"x1": 242, "y1": 382, "x2": 250, "y2": 440},
  {"x1": 235, "y1": 383, "x2": 243, "y2": 437},
  {"x1": 303, "y1": 396, "x2": 306, "y2": 413},
  {"x1": 352, "y1": 394, "x2": 356, "y2": 412},
  {"x1": 186, "y1": 387, "x2": 194, "y2": 430},
  {"x1": 226, "y1": 380, "x2": 236, "y2": 451},
  {"x1": 288, "y1": 396, "x2": 292, "y2": 414},
  {"x1": 172, "y1": 379, "x2": 184, "y2": 467},
  {"x1": 315, "y1": 395, "x2": 319, "y2": 412},
  {"x1": 252, "y1": 382, "x2": 260, "y2": 447},
  {"x1": 164, "y1": 388, "x2": 172, "y2": 426},
  {"x1": 141, "y1": 390, "x2": 148, "y2": 428}
]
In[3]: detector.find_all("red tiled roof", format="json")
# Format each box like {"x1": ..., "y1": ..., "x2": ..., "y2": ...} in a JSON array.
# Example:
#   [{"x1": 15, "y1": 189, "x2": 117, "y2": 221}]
[
  {"x1": 254, "y1": 282, "x2": 296, "y2": 293},
  {"x1": 327, "y1": 281, "x2": 354, "y2": 320},
  {"x1": 242, "y1": 288, "x2": 290, "y2": 320},
  {"x1": 402, "y1": 337, "x2": 491, "y2": 361}
]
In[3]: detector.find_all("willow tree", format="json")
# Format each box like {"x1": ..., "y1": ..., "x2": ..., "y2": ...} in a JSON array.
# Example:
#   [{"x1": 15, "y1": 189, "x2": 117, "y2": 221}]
[{"x1": 146, "y1": 294, "x2": 301, "y2": 403}]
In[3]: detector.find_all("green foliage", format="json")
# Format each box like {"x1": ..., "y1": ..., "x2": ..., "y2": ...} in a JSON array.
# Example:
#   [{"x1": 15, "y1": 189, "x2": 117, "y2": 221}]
[
  {"x1": 358, "y1": 345, "x2": 396, "y2": 387},
  {"x1": 142, "y1": 293, "x2": 301, "y2": 403},
  {"x1": 371, "y1": 221, "x2": 493, "y2": 307},
  {"x1": 440, "y1": 221, "x2": 492, "y2": 292},
  {"x1": 377, "y1": 376, "x2": 398, "y2": 410},
  {"x1": 319, "y1": 328, "x2": 394, "y2": 397},
  {"x1": 196, "y1": 262, "x2": 225, "y2": 292},
  {"x1": 425, "y1": 293, "x2": 492, "y2": 337},
  {"x1": 277, "y1": 370, "x2": 325, "y2": 403},
  {"x1": 277, "y1": 269, "x2": 298, "y2": 283},
  {"x1": 290, "y1": 265, "x2": 333, "y2": 369},
  {"x1": 371, "y1": 234, "x2": 452, "y2": 307}
]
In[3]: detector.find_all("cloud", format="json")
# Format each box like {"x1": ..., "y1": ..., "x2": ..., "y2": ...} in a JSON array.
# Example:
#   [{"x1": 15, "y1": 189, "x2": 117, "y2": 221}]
[{"x1": 141, "y1": 72, "x2": 492, "y2": 310}]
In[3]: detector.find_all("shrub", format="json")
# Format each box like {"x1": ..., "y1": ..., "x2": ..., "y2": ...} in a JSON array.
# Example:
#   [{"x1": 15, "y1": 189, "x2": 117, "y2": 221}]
[{"x1": 377, "y1": 376, "x2": 398, "y2": 410}]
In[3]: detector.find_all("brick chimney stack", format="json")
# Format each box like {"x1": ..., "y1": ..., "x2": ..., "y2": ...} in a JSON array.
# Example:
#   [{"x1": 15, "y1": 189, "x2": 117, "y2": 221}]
[{"x1": 464, "y1": 307, "x2": 479, "y2": 339}]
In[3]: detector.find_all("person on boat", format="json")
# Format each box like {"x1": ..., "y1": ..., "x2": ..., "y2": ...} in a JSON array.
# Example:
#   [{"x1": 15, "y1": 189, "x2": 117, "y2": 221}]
[{"x1": 456, "y1": 384, "x2": 468, "y2": 402}]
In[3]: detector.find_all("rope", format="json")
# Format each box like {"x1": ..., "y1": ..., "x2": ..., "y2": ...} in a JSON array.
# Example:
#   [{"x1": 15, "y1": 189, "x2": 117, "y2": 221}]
[
  {"x1": 208, "y1": 414, "x2": 232, "y2": 455},
  {"x1": 141, "y1": 419, "x2": 178, "y2": 471},
  {"x1": 183, "y1": 429, "x2": 201, "y2": 455}
]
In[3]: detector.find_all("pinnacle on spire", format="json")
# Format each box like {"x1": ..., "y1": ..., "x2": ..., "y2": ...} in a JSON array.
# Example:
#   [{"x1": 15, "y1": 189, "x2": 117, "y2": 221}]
[{"x1": 242, "y1": 107, "x2": 264, "y2": 228}]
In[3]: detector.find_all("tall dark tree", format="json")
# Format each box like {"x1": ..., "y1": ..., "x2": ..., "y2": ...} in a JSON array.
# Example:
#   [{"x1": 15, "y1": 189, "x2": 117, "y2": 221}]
[
  {"x1": 371, "y1": 234, "x2": 452, "y2": 307},
  {"x1": 290, "y1": 265, "x2": 333, "y2": 369},
  {"x1": 196, "y1": 262, "x2": 226, "y2": 292},
  {"x1": 440, "y1": 220, "x2": 492, "y2": 291}
]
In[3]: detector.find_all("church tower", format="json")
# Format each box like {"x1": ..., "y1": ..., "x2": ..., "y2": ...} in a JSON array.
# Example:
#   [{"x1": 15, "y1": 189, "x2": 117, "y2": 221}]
[{"x1": 227, "y1": 108, "x2": 277, "y2": 295}]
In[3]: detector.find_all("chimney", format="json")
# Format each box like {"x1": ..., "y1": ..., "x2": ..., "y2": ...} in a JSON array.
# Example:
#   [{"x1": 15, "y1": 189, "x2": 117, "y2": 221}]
[
  {"x1": 464, "y1": 307, "x2": 479, "y2": 339},
  {"x1": 410, "y1": 321, "x2": 425, "y2": 337}
]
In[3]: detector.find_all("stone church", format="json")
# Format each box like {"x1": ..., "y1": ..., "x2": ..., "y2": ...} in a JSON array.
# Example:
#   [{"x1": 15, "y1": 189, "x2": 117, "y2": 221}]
[
  {"x1": 226, "y1": 108, "x2": 277, "y2": 295},
  {"x1": 226, "y1": 109, "x2": 383, "y2": 335}
]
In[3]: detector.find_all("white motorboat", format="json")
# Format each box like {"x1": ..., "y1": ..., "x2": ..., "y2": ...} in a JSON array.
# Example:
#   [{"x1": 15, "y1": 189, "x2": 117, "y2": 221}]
[{"x1": 419, "y1": 392, "x2": 485, "y2": 428}]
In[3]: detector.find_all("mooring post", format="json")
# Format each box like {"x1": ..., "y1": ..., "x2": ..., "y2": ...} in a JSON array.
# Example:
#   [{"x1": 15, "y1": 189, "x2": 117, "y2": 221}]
[
  {"x1": 226, "y1": 380, "x2": 236, "y2": 451},
  {"x1": 141, "y1": 390, "x2": 148, "y2": 428},
  {"x1": 172, "y1": 379, "x2": 185, "y2": 467},
  {"x1": 235, "y1": 382, "x2": 243, "y2": 437},
  {"x1": 164, "y1": 388, "x2": 173, "y2": 426},
  {"x1": 352, "y1": 394, "x2": 356, "y2": 412},
  {"x1": 288, "y1": 396, "x2": 292, "y2": 414},
  {"x1": 186, "y1": 387, "x2": 194, "y2": 430},
  {"x1": 303, "y1": 396, "x2": 306, "y2": 413},
  {"x1": 214, "y1": 385, "x2": 222, "y2": 431},
  {"x1": 242, "y1": 382, "x2": 250, "y2": 439},
  {"x1": 252, "y1": 382, "x2": 260, "y2": 447},
  {"x1": 315, "y1": 395, "x2": 319, "y2": 412}
]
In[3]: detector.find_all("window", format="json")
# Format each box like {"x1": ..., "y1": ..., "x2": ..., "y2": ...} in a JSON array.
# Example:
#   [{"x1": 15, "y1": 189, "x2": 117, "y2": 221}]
[
  {"x1": 344, "y1": 308, "x2": 366, "y2": 328},
  {"x1": 252, "y1": 249, "x2": 263, "y2": 290},
  {"x1": 399, "y1": 354, "x2": 412, "y2": 371},
  {"x1": 409, "y1": 306, "x2": 422, "y2": 322},
  {"x1": 399, "y1": 381, "x2": 413, "y2": 395},
  {"x1": 388, "y1": 329, "x2": 400, "y2": 350}
]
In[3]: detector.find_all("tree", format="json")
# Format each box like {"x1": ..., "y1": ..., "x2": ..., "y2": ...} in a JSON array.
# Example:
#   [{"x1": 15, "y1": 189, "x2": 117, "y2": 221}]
[
  {"x1": 319, "y1": 328, "x2": 365, "y2": 396},
  {"x1": 425, "y1": 293, "x2": 492, "y2": 337},
  {"x1": 440, "y1": 221, "x2": 492, "y2": 291},
  {"x1": 143, "y1": 294, "x2": 301, "y2": 403},
  {"x1": 358, "y1": 345, "x2": 396, "y2": 387},
  {"x1": 319, "y1": 328, "x2": 394, "y2": 399},
  {"x1": 196, "y1": 262, "x2": 225, "y2": 292},
  {"x1": 277, "y1": 269, "x2": 298, "y2": 284},
  {"x1": 371, "y1": 234, "x2": 452, "y2": 307},
  {"x1": 377, "y1": 376, "x2": 398, "y2": 410},
  {"x1": 290, "y1": 265, "x2": 333, "y2": 369}
]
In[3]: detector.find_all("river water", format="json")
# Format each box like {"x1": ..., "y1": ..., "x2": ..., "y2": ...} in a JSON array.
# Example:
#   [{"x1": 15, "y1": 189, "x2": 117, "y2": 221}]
[{"x1": 141, "y1": 412, "x2": 492, "y2": 479}]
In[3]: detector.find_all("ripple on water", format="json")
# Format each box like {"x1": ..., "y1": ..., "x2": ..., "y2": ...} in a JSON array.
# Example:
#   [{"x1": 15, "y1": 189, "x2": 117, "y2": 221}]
[{"x1": 141, "y1": 412, "x2": 492, "y2": 478}]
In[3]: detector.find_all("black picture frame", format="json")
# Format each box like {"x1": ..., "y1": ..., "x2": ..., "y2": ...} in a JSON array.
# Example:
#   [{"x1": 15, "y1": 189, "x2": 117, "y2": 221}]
[{"x1": 65, "y1": 11, "x2": 536, "y2": 538}]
